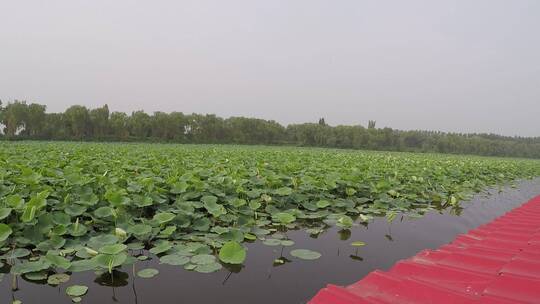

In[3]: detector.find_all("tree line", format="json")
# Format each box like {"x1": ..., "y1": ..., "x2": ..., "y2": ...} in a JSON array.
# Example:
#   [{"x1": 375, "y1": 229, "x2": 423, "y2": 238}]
[{"x1": 2, "y1": 100, "x2": 540, "y2": 159}]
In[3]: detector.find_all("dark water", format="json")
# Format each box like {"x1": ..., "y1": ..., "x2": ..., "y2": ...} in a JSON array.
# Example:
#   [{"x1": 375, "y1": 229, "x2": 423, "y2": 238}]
[{"x1": 3, "y1": 179, "x2": 540, "y2": 304}]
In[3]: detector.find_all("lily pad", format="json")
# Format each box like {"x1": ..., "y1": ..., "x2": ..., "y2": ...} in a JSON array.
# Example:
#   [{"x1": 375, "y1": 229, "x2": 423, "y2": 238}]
[
  {"x1": 24, "y1": 271, "x2": 48, "y2": 281},
  {"x1": 47, "y1": 273, "x2": 70, "y2": 285},
  {"x1": 218, "y1": 241, "x2": 246, "y2": 264},
  {"x1": 262, "y1": 239, "x2": 282, "y2": 246},
  {"x1": 137, "y1": 268, "x2": 159, "y2": 278},
  {"x1": 66, "y1": 285, "x2": 88, "y2": 297},
  {"x1": 191, "y1": 254, "x2": 216, "y2": 265},
  {"x1": 290, "y1": 249, "x2": 322, "y2": 260},
  {"x1": 160, "y1": 254, "x2": 190, "y2": 266},
  {"x1": 194, "y1": 262, "x2": 222, "y2": 273},
  {"x1": 272, "y1": 212, "x2": 296, "y2": 224},
  {"x1": 351, "y1": 241, "x2": 366, "y2": 247},
  {"x1": 98, "y1": 244, "x2": 127, "y2": 255}
]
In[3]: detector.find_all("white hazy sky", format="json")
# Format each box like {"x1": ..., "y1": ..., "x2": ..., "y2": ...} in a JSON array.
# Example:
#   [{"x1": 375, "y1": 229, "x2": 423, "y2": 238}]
[{"x1": 1, "y1": 0, "x2": 539, "y2": 136}]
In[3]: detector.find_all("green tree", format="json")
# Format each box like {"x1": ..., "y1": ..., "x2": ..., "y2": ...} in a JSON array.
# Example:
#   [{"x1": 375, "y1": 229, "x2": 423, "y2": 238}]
[
  {"x1": 90, "y1": 104, "x2": 110, "y2": 138},
  {"x1": 128, "y1": 111, "x2": 151, "y2": 139},
  {"x1": 1, "y1": 101, "x2": 28, "y2": 138},
  {"x1": 109, "y1": 111, "x2": 129, "y2": 140},
  {"x1": 23, "y1": 103, "x2": 47, "y2": 138},
  {"x1": 64, "y1": 105, "x2": 91, "y2": 139}
]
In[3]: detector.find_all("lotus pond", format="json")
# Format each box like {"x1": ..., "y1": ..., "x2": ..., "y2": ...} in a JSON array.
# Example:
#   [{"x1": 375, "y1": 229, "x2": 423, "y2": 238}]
[{"x1": 1, "y1": 142, "x2": 540, "y2": 303}]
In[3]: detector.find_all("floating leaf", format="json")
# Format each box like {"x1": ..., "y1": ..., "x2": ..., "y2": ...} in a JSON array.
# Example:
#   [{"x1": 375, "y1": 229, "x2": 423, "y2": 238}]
[
  {"x1": 11, "y1": 260, "x2": 50, "y2": 275},
  {"x1": 149, "y1": 241, "x2": 172, "y2": 255},
  {"x1": 351, "y1": 241, "x2": 366, "y2": 247},
  {"x1": 290, "y1": 249, "x2": 322, "y2": 260},
  {"x1": 194, "y1": 262, "x2": 222, "y2": 273},
  {"x1": 99, "y1": 244, "x2": 127, "y2": 255},
  {"x1": 160, "y1": 254, "x2": 190, "y2": 266},
  {"x1": 262, "y1": 239, "x2": 282, "y2": 246},
  {"x1": 219, "y1": 241, "x2": 246, "y2": 264},
  {"x1": 94, "y1": 253, "x2": 127, "y2": 271},
  {"x1": 191, "y1": 254, "x2": 216, "y2": 265},
  {"x1": 6, "y1": 248, "x2": 31, "y2": 259},
  {"x1": 66, "y1": 285, "x2": 88, "y2": 297},
  {"x1": 128, "y1": 224, "x2": 152, "y2": 237},
  {"x1": 280, "y1": 240, "x2": 295, "y2": 247},
  {"x1": 69, "y1": 259, "x2": 97, "y2": 272},
  {"x1": 45, "y1": 253, "x2": 71, "y2": 269},
  {"x1": 24, "y1": 271, "x2": 48, "y2": 281},
  {"x1": 272, "y1": 212, "x2": 296, "y2": 224},
  {"x1": 316, "y1": 200, "x2": 330, "y2": 208},
  {"x1": 47, "y1": 273, "x2": 70, "y2": 285},
  {"x1": 137, "y1": 268, "x2": 159, "y2": 278},
  {"x1": 336, "y1": 215, "x2": 353, "y2": 228}
]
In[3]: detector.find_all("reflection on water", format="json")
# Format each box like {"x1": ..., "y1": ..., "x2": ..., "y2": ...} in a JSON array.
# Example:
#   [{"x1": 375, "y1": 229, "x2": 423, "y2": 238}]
[{"x1": 2, "y1": 179, "x2": 540, "y2": 304}]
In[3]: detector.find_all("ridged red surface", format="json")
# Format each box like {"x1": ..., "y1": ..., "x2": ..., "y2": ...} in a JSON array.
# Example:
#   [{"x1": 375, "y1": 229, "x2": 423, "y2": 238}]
[{"x1": 309, "y1": 195, "x2": 540, "y2": 304}]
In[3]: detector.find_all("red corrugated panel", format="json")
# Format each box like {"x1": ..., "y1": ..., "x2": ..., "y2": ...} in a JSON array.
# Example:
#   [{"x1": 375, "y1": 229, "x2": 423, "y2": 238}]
[
  {"x1": 483, "y1": 274, "x2": 540, "y2": 303},
  {"x1": 309, "y1": 195, "x2": 540, "y2": 304}
]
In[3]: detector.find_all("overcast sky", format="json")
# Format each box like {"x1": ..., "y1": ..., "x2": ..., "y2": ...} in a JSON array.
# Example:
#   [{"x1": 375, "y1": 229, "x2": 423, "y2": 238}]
[{"x1": 1, "y1": 1, "x2": 539, "y2": 136}]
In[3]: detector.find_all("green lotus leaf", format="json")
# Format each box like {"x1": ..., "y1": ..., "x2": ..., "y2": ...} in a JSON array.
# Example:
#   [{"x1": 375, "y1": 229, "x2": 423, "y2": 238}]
[
  {"x1": 69, "y1": 259, "x2": 98, "y2": 272},
  {"x1": 194, "y1": 262, "x2": 222, "y2": 273},
  {"x1": 66, "y1": 285, "x2": 88, "y2": 297},
  {"x1": 93, "y1": 253, "x2": 127, "y2": 269},
  {"x1": 128, "y1": 224, "x2": 153, "y2": 237},
  {"x1": 87, "y1": 235, "x2": 118, "y2": 250},
  {"x1": 98, "y1": 244, "x2": 127, "y2": 255},
  {"x1": 190, "y1": 254, "x2": 216, "y2": 265},
  {"x1": 47, "y1": 273, "x2": 70, "y2": 285},
  {"x1": 160, "y1": 254, "x2": 190, "y2": 266},
  {"x1": 5, "y1": 195, "x2": 24, "y2": 209},
  {"x1": 262, "y1": 239, "x2": 282, "y2": 246},
  {"x1": 218, "y1": 241, "x2": 246, "y2": 264},
  {"x1": 280, "y1": 240, "x2": 295, "y2": 247},
  {"x1": 351, "y1": 241, "x2": 366, "y2": 247},
  {"x1": 153, "y1": 212, "x2": 176, "y2": 224},
  {"x1": 275, "y1": 187, "x2": 293, "y2": 196},
  {"x1": 11, "y1": 260, "x2": 51, "y2": 275},
  {"x1": 137, "y1": 268, "x2": 159, "y2": 278},
  {"x1": 290, "y1": 249, "x2": 322, "y2": 260},
  {"x1": 316, "y1": 200, "x2": 330, "y2": 208},
  {"x1": 272, "y1": 212, "x2": 296, "y2": 224},
  {"x1": 64, "y1": 204, "x2": 87, "y2": 217},
  {"x1": 93, "y1": 207, "x2": 114, "y2": 218},
  {"x1": 0, "y1": 224, "x2": 13, "y2": 242},
  {"x1": 149, "y1": 240, "x2": 172, "y2": 255},
  {"x1": 4, "y1": 248, "x2": 31, "y2": 259},
  {"x1": 24, "y1": 271, "x2": 48, "y2": 281},
  {"x1": 45, "y1": 253, "x2": 71, "y2": 269},
  {"x1": 0, "y1": 208, "x2": 12, "y2": 220}
]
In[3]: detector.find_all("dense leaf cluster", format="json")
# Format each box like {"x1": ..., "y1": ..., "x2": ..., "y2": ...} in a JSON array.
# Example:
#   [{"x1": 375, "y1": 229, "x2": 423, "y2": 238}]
[{"x1": 0, "y1": 142, "x2": 540, "y2": 289}]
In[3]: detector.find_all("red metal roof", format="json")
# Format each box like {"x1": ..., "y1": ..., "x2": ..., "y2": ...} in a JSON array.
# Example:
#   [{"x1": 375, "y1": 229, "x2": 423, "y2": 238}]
[{"x1": 309, "y1": 195, "x2": 540, "y2": 304}]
